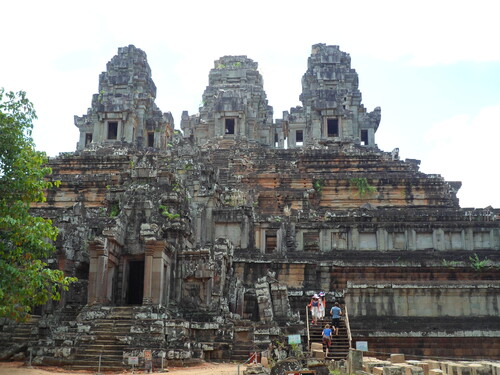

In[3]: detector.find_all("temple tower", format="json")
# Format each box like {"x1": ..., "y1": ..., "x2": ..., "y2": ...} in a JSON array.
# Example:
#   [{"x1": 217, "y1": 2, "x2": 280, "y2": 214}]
[
  {"x1": 74, "y1": 45, "x2": 173, "y2": 151},
  {"x1": 181, "y1": 55, "x2": 277, "y2": 147},
  {"x1": 283, "y1": 43, "x2": 381, "y2": 148}
]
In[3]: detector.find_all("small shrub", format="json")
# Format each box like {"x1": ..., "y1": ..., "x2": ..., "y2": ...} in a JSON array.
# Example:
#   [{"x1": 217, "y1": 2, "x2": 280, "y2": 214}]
[{"x1": 469, "y1": 253, "x2": 490, "y2": 271}]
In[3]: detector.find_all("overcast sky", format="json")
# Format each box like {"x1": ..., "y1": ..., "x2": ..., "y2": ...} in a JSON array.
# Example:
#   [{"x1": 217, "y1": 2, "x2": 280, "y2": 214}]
[{"x1": 2, "y1": 0, "x2": 499, "y2": 208}]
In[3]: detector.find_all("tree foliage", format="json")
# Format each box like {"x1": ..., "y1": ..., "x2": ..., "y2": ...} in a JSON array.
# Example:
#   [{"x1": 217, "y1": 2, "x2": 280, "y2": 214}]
[{"x1": 0, "y1": 88, "x2": 76, "y2": 322}]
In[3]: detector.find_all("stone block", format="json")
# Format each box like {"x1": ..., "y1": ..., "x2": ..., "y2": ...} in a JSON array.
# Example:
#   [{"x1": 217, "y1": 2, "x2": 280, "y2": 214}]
[
  {"x1": 469, "y1": 365, "x2": 491, "y2": 375},
  {"x1": 407, "y1": 366, "x2": 425, "y2": 375},
  {"x1": 311, "y1": 342, "x2": 323, "y2": 351},
  {"x1": 428, "y1": 361, "x2": 441, "y2": 370},
  {"x1": 312, "y1": 349, "x2": 325, "y2": 359},
  {"x1": 429, "y1": 369, "x2": 444, "y2": 375},
  {"x1": 457, "y1": 365, "x2": 472, "y2": 375},
  {"x1": 349, "y1": 349, "x2": 364, "y2": 372},
  {"x1": 391, "y1": 354, "x2": 406, "y2": 364},
  {"x1": 418, "y1": 362, "x2": 430, "y2": 375},
  {"x1": 77, "y1": 325, "x2": 90, "y2": 333},
  {"x1": 374, "y1": 367, "x2": 385, "y2": 375},
  {"x1": 366, "y1": 362, "x2": 390, "y2": 372},
  {"x1": 384, "y1": 366, "x2": 406, "y2": 375}
]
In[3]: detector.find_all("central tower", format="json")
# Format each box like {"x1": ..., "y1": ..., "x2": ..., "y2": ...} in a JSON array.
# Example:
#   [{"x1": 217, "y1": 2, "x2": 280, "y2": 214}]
[{"x1": 181, "y1": 56, "x2": 275, "y2": 147}]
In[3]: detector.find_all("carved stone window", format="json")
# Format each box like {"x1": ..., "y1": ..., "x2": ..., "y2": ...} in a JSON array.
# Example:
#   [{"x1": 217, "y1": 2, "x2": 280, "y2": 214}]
[
  {"x1": 304, "y1": 231, "x2": 320, "y2": 251},
  {"x1": 147, "y1": 132, "x2": 154, "y2": 147},
  {"x1": 85, "y1": 133, "x2": 93, "y2": 146},
  {"x1": 361, "y1": 129, "x2": 368, "y2": 145},
  {"x1": 296, "y1": 129, "x2": 303, "y2": 144},
  {"x1": 327, "y1": 118, "x2": 339, "y2": 137},
  {"x1": 107, "y1": 121, "x2": 118, "y2": 140},
  {"x1": 225, "y1": 118, "x2": 235, "y2": 134},
  {"x1": 265, "y1": 231, "x2": 277, "y2": 253}
]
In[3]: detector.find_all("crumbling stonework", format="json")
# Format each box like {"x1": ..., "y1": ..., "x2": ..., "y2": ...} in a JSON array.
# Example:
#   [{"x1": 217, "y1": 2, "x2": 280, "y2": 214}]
[
  {"x1": 75, "y1": 45, "x2": 174, "y2": 151},
  {"x1": 1, "y1": 44, "x2": 499, "y2": 369},
  {"x1": 181, "y1": 55, "x2": 275, "y2": 147},
  {"x1": 285, "y1": 43, "x2": 381, "y2": 148}
]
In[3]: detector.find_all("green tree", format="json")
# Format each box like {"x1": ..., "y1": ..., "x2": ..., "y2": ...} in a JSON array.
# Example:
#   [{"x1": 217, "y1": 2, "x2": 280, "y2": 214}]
[{"x1": 0, "y1": 88, "x2": 75, "y2": 322}]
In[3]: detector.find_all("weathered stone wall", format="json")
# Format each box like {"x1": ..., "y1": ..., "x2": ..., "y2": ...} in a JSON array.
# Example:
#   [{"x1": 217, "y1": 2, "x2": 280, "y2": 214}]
[{"x1": 345, "y1": 281, "x2": 500, "y2": 317}]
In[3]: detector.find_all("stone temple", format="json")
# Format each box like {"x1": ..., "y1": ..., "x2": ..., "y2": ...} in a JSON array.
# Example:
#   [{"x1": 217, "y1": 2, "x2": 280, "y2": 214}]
[{"x1": 1, "y1": 44, "x2": 499, "y2": 369}]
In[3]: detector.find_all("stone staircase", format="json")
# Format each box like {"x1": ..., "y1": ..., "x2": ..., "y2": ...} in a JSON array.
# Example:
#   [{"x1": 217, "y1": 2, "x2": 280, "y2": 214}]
[
  {"x1": 67, "y1": 306, "x2": 135, "y2": 371},
  {"x1": 0, "y1": 315, "x2": 41, "y2": 360},
  {"x1": 308, "y1": 317, "x2": 350, "y2": 361},
  {"x1": 230, "y1": 323, "x2": 256, "y2": 363},
  {"x1": 232, "y1": 341, "x2": 255, "y2": 362}
]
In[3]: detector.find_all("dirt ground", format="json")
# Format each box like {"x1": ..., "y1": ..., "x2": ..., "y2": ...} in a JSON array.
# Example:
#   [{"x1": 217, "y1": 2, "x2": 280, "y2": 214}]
[{"x1": 0, "y1": 361, "x2": 249, "y2": 375}]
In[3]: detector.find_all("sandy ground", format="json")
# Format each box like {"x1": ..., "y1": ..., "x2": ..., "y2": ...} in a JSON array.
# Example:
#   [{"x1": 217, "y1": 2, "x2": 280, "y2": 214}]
[{"x1": 0, "y1": 361, "x2": 248, "y2": 375}]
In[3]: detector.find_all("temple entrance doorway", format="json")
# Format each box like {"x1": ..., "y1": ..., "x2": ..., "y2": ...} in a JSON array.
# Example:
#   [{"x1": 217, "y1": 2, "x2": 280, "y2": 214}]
[
  {"x1": 243, "y1": 290, "x2": 260, "y2": 321},
  {"x1": 127, "y1": 260, "x2": 144, "y2": 305}
]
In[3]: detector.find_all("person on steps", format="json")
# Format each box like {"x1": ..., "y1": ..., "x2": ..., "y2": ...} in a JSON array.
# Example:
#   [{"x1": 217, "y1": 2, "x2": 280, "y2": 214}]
[
  {"x1": 322, "y1": 323, "x2": 333, "y2": 355},
  {"x1": 318, "y1": 291, "x2": 326, "y2": 319},
  {"x1": 308, "y1": 294, "x2": 320, "y2": 325},
  {"x1": 330, "y1": 302, "x2": 342, "y2": 336}
]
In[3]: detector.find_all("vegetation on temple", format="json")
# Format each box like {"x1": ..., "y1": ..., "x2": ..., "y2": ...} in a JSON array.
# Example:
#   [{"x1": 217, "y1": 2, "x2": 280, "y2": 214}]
[
  {"x1": 349, "y1": 177, "x2": 376, "y2": 198},
  {"x1": 0, "y1": 88, "x2": 76, "y2": 322}
]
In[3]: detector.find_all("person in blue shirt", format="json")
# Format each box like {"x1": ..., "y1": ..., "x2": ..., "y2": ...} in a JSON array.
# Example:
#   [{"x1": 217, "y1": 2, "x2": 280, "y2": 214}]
[
  {"x1": 322, "y1": 324, "x2": 333, "y2": 355},
  {"x1": 330, "y1": 302, "x2": 342, "y2": 336}
]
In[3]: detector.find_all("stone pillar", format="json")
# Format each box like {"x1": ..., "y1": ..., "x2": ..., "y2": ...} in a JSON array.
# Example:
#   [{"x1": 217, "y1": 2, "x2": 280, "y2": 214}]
[
  {"x1": 465, "y1": 228, "x2": 474, "y2": 250},
  {"x1": 377, "y1": 228, "x2": 388, "y2": 251},
  {"x1": 408, "y1": 229, "x2": 417, "y2": 250},
  {"x1": 368, "y1": 128, "x2": 375, "y2": 146},
  {"x1": 96, "y1": 255, "x2": 110, "y2": 303},
  {"x1": 350, "y1": 228, "x2": 359, "y2": 250},
  {"x1": 136, "y1": 106, "x2": 146, "y2": 146},
  {"x1": 143, "y1": 249, "x2": 154, "y2": 304},
  {"x1": 433, "y1": 229, "x2": 445, "y2": 251},
  {"x1": 240, "y1": 215, "x2": 249, "y2": 249},
  {"x1": 348, "y1": 349, "x2": 364, "y2": 373},
  {"x1": 88, "y1": 240, "x2": 109, "y2": 304},
  {"x1": 144, "y1": 240, "x2": 167, "y2": 305}
]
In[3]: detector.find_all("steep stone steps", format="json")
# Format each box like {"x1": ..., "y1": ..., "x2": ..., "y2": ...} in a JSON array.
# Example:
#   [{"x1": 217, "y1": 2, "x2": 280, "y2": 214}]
[
  {"x1": 0, "y1": 315, "x2": 41, "y2": 360},
  {"x1": 66, "y1": 307, "x2": 137, "y2": 371},
  {"x1": 231, "y1": 341, "x2": 255, "y2": 362},
  {"x1": 308, "y1": 317, "x2": 350, "y2": 361}
]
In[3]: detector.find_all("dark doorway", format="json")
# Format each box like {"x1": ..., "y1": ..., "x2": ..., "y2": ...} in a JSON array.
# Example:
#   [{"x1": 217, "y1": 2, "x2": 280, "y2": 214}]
[
  {"x1": 225, "y1": 118, "x2": 235, "y2": 134},
  {"x1": 107, "y1": 121, "x2": 118, "y2": 140},
  {"x1": 147, "y1": 132, "x2": 154, "y2": 147},
  {"x1": 361, "y1": 129, "x2": 369, "y2": 145},
  {"x1": 243, "y1": 290, "x2": 260, "y2": 321},
  {"x1": 327, "y1": 118, "x2": 339, "y2": 137},
  {"x1": 127, "y1": 260, "x2": 144, "y2": 305},
  {"x1": 85, "y1": 133, "x2": 93, "y2": 146}
]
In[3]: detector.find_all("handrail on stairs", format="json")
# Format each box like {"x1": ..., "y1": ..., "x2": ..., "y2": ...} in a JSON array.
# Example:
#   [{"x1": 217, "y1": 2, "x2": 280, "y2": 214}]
[
  {"x1": 344, "y1": 304, "x2": 352, "y2": 350},
  {"x1": 305, "y1": 306, "x2": 310, "y2": 352}
]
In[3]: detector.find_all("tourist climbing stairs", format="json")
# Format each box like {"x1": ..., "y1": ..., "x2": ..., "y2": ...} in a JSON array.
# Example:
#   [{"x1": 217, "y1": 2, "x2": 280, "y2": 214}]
[
  {"x1": 307, "y1": 311, "x2": 350, "y2": 361},
  {"x1": 69, "y1": 307, "x2": 134, "y2": 371}
]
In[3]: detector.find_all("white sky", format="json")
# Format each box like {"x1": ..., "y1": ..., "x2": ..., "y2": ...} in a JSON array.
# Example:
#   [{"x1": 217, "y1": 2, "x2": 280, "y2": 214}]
[{"x1": 1, "y1": 0, "x2": 500, "y2": 208}]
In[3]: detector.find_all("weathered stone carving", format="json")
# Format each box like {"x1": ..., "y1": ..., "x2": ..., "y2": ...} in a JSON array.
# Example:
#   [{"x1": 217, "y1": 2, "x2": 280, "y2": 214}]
[
  {"x1": 75, "y1": 45, "x2": 174, "y2": 151},
  {"x1": 181, "y1": 55, "x2": 276, "y2": 147},
  {"x1": 284, "y1": 43, "x2": 381, "y2": 148}
]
